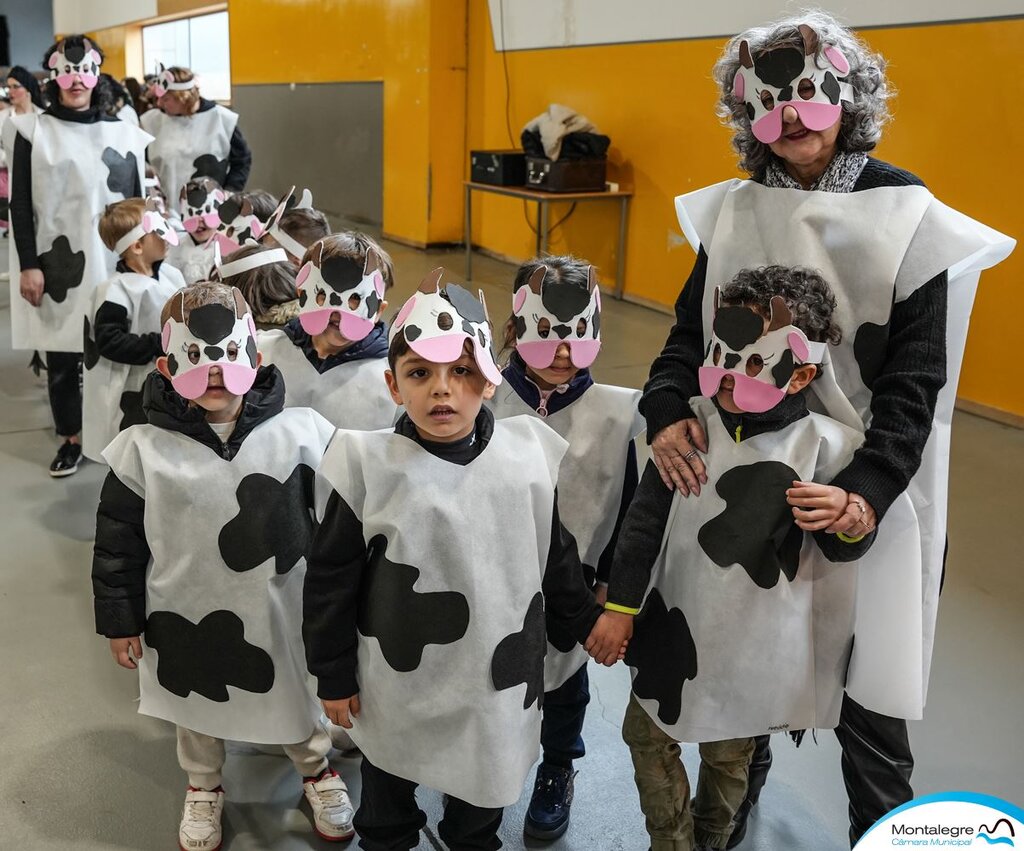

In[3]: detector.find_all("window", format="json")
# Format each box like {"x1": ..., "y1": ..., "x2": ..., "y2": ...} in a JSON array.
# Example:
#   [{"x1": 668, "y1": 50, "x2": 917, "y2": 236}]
[{"x1": 142, "y1": 11, "x2": 231, "y2": 102}]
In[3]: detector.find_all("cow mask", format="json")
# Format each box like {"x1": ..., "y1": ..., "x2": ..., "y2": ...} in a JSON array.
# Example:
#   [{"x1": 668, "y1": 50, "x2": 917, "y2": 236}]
[
  {"x1": 48, "y1": 38, "x2": 102, "y2": 90},
  {"x1": 180, "y1": 179, "x2": 226, "y2": 234},
  {"x1": 698, "y1": 288, "x2": 825, "y2": 413},
  {"x1": 512, "y1": 264, "x2": 601, "y2": 370},
  {"x1": 151, "y1": 63, "x2": 195, "y2": 99},
  {"x1": 296, "y1": 242, "x2": 386, "y2": 341},
  {"x1": 390, "y1": 268, "x2": 502, "y2": 386},
  {"x1": 732, "y1": 24, "x2": 854, "y2": 144},
  {"x1": 113, "y1": 203, "x2": 180, "y2": 255},
  {"x1": 210, "y1": 195, "x2": 265, "y2": 254},
  {"x1": 263, "y1": 186, "x2": 315, "y2": 260},
  {"x1": 161, "y1": 287, "x2": 259, "y2": 400}
]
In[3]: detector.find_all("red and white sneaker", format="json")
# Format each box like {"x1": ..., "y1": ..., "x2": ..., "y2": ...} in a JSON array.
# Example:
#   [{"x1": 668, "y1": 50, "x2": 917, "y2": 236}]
[
  {"x1": 302, "y1": 768, "x2": 355, "y2": 841},
  {"x1": 178, "y1": 787, "x2": 224, "y2": 851}
]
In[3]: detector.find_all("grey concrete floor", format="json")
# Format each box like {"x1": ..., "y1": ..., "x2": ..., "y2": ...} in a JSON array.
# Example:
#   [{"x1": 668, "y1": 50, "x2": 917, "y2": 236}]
[{"x1": 1, "y1": 235, "x2": 1022, "y2": 850}]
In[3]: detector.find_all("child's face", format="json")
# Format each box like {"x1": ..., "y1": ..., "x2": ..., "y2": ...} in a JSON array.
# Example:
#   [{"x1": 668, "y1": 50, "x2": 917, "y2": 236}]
[
  {"x1": 156, "y1": 357, "x2": 263, "y2": 421},
  {"x1": 191, "y1": 223, "x2": 214, "y2": 244},
  {"x1": 140, "y1": 231, "x2": 168, "y2": 265},
  {"x1": 386, "y1": 340, "x2": 495, "y2": 443},
  {"x1": 312, "y1": 300, "x2": 388, "y2": 353},
  {"x1": 523, "y1": 341, "x2": 579, "y2": 390}
]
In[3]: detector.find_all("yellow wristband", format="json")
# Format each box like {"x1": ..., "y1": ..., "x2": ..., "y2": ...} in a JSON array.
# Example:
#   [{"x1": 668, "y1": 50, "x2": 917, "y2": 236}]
[
  {"x1": 604, "y1": 602, "x2": 640, "y2": 615},
  {"x1": 836, "y1": 531, "x2": 866, "y2": 544}
]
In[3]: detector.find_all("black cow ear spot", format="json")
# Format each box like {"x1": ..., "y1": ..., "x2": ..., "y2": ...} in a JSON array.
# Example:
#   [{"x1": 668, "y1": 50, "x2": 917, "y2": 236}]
[
  {"x1": 145, "y1": 610, "x2": 275, "y2": 701},
  {"x1": 491, "y1": 592, "x2": 546, "y2": 710},
  {"x1": 357, "y1": 534, "x2": 470, "y2": 672},
  {"x1": 624, "y1": 589, "x2": 697, "y2": 725},
  {"x1": 698, "y1": 460, "x2": 803, "y2": 588},
  {"x1": 218, "y1": 465, "x2": 317, "y2": 575}
]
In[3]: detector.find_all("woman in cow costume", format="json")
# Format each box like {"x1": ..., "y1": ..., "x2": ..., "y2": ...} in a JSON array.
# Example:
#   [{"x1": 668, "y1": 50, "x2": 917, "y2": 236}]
[
  {"x1": 640, "y1": 11, "x2": 1015, "y2": 845},
  {"x1": 487, "y1": 256, "x2": 644, "y2": 840},
  {"x1": 9, "y1": 35, "x2": 152, "y2": 477},
  {"x1": 141, "y1": 65, "x2": 251, "y2": 205}
]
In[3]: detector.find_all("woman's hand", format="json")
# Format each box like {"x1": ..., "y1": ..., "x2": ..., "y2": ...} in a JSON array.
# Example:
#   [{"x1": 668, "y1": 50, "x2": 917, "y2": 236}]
[
  {"x1": 109, "y1": 637, "x2": 143, "y2": 670},
  {"x1": 651, "y1": 418, "x2": 708, "y2": 496},
  {"x1": 322, "y1": 694, "x2": 361, "y2": 729},
  {"x1": 825, "y1": 492, "x2": 877, "y2": 537},
  {"x1": 786, "y1": 481, "x2": 848, "y2": 531},
  {"x1": 19, "y1": 269, "x2": 45, "y2": 306}
]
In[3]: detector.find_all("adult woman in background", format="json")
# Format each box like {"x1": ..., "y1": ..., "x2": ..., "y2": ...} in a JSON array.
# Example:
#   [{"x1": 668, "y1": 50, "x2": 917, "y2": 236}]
[
  {"x1": 9, "y1": 35, "x2": 151, "y2": 476},
  {"x1": 636, "y1": 10, "x2": 1013, "y2": 847},
  {"x1": 141, "y1": 66, "x2": 251, "y2": 204},
  {"x1": 1, "y1": 67, "x2": 46, "y2": 238}
]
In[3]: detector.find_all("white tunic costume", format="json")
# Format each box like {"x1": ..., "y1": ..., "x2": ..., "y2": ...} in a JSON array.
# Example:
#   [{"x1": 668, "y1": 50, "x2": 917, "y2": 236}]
[
  {"x1": 166, "y1": 235, "x2": 217, "y2": 285},
  {"x1": 258, "y1": 328, "x2": 398, "y2": 430},
  {"x1": 316, "y1": 416, "x2": 569, "y2": 808},
  {"x1": 8, "y1": 112, "x2": 151, "y2": 351},
  {"x1": 488, "y1": 380, "x2": 643, "y2": 691},
  {"x1": 141, "y1": 105, "x2": 237, "y2": 202},
  {"x1": 674, "y1": 179, "x2": 1015, "y2": 719},
  {"x1": 631, "y1": 396, "x2": 863, "y2": 742},
  {"x1": 82, "y1": 264, "x2": 186, "y2": 461},
  {"x1": 104, "y1": 407, "x2": 335, "y2": 743}
]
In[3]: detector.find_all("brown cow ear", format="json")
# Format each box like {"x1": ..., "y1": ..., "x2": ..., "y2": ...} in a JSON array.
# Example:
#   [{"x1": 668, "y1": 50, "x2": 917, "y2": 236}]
[
  {"x1": 240, "y1": 199, "x2": 254, "y2": 217},
  {"x1": 798, "y1": 24, "x2": 819, "y2": 55},
  {"x1": 419, "y1": 267, "x2": 444, "y2": 294},
  {"x1": 528, "y1": 265, "x2": 547, "y2": 295},
  {"x1": 168, "y1": 291, "x2": 186, "y2": 324},
  {"x1": 586, "y1": 265, "x2": 599, "y2": 293},
  {"x1": 712, "y1": 286, "x2": 721, "y2": 316},
  {"x1": 739, "y1": 40, "x2": 754, "y2": 69},
  {"x1": 364, "y1": 247, "x2": 381, "y2": 276},
  {"x1": 231, "y1": 286, "x2": 249, "y2": 318},
  {"x1": 766, "y1": 295, "x2": 793, "y2": 331}
]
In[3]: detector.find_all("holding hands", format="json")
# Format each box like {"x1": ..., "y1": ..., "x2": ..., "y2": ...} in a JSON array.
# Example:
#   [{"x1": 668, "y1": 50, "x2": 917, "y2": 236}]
[
  {"x1": 585, "y1": 611, "x2": 633, "y2": 666},
  {"x1": 786, "y1": 482, "x2": 876, "y2": 536}
]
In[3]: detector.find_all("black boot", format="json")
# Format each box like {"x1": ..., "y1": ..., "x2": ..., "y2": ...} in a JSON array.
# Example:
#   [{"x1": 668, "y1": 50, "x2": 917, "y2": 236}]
[
  {"x1": 726, "y1": 735, "x2": 773, "y2": 849},
  {"x1": 524, "y1": 763, "x2": 576, "y2": 840}
]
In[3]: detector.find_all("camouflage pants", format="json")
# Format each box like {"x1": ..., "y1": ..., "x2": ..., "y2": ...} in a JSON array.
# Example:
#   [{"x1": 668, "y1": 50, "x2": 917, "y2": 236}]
[{"x1": 623, "y1": 694, "x2": 754, "y2": 851}]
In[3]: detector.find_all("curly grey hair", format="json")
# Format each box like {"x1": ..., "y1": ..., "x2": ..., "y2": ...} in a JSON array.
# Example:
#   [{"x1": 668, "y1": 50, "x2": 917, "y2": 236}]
[{"x1": 712, "y1": 9, "x2": 892, "y2": 176}]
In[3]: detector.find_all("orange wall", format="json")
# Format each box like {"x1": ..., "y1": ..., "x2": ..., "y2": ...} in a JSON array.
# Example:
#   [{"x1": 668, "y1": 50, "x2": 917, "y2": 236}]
[
  {"x1": 465, "y1": 10, "x2": 1023, "y2": 417},
  {"x1": 227, "y1": 0, "x2": 465, "y2": 247}
]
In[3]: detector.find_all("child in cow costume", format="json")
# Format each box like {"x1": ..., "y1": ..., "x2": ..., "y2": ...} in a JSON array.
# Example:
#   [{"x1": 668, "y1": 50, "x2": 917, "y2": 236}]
[
  {"x1": 591, "y1": 266, "x2": 878, "y2": 851},
  {"x1": 258, "y1": 232, "x2": 398, "y2": 430},
  {"x1": 82, "y1": 198, "x2": 185, "y2": 462},
  {"x1": 166, "y1": 177, "x2": 224, "y2": 285},
  {"x1": 92, "y1": 282, "x2": 354, "y2": 850},
  {"x1": 487, "y1": 256, "x2": 644, "y2": 840},
  {"x1": 304, "y1": 268, "x2": 621, "y2": 851},
  {"x1": 260, "y1": 185, "x2": 331, "y2": 264}
]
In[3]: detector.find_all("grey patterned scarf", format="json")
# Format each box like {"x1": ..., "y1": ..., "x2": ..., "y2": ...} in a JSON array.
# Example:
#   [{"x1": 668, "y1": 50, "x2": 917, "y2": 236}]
[{"x1": 763, "y1": 150, "x2": 868, "y2": 194}]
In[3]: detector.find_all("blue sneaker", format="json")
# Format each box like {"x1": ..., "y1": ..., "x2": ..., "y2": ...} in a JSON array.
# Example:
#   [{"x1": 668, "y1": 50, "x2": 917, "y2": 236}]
[{"x1": 524, "y1": 763, "x2": 576, "y2": 840}]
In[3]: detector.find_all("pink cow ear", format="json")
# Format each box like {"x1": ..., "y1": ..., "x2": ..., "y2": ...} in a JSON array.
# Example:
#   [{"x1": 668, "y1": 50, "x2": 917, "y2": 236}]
[
  {"x1": 787, "y1": 331, "x2": 810, "y2": 363},
  {"x1": 824, "y1": 46, "x2": 850, "y2": 75},
  {"x1": 733, "y1": 71, "x2": 745, "y2": 100},
  {"x1": 48, "y1": 52, "x2": 60, "y2": 69},
  {"x1": 372, "y1": 271, "x2": 385, "y2": 298}
]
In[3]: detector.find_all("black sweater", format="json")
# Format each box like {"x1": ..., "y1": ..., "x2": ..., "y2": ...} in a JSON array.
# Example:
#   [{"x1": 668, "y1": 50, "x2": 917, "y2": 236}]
[
  {"x1": 302, "y1": 407, "x2": 603, "y2": 701},
  {"x1": 91, "y1": 366, "x2": 286, "y2": 637},
  {"x1": 10, "y1": 103, "x2": 142, "y2": 271},
  {"x1": 92, "y1": 260, "x2": 166, "y2": 365},
  {"x1": 195, "y1": 99, "x2": 251, "y2": 191},
  {"x1": 607, "y1": 393, "x2": 876, "y2": 611},
  {"x1": 640, "y1": 158, "x2": 947, "y2": 521}
]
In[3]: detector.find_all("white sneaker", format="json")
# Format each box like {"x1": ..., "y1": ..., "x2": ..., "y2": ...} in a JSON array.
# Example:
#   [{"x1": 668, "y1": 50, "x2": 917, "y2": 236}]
[
  {"x1": 178, "y1": 788, "x2": 224, "y2": 851},
  {"x1": 326, "y1": 719, "x2": 358, "y2": 754},
  {"x1": 303, "y1": 769, "x2": 355, "y2": 841}
]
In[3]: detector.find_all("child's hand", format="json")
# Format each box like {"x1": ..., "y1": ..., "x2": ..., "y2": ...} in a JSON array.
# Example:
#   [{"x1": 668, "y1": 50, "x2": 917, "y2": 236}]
[
  {"x1": 322, "y1": 695, "x2": 361, "y2": 729},
  {"x1": 109, "y1": 637, "x2": 143, "y2": 670},
  {"x1": 585, "y1": 611, "x2": 633, "y2": 666},
  {"x1": 786, "y1": 481, "x2": 848, "y2": 531}
]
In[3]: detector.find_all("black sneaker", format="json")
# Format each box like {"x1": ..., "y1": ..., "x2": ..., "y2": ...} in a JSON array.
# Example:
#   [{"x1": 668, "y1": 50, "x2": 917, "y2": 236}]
[
  {"x1": 524, "y1": 763, "x2": 575, "y2": 840},
  {"x1": 727, "y1": 736, "x2": 773, "y2": 849},
  {"x1": 49, "y1": 440, "x2": 82, "y2": 478}
]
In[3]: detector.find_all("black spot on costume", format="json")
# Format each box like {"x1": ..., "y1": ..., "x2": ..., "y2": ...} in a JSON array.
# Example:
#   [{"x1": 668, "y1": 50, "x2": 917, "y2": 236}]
[
  {"x1": 101, "y1": 147, "x2": 139, "y2": 198},
  {"x1": 83, "y1": 317, "x2": 100, "y2": 370},
  {"x1": 853, "y1": 319, "x2": 890, "y2": 391},
  {"x1": 625, "y1": 589, "x2": 698, "y2": 726},
  {"x1": 145, "y1": 610, "x2": 274, "y2": 701},
  {"x1": 38, "y1": 236, "x2": 85, "y2": 304},
  {"x1": 192, "y1": 154, "x2": 230, "y2": 187},
  {"x1": 698, "y1": 460, "x2": 803, "y2": 589},
  {"x1": 491, "y1": 592, "x2": 547, "y2": 710},
  {"x1": 218, "y1": 465, "x2": 317, "y2": 575},
  {"x1": 357, "y1": 534, "x2": 470, "y2": 672}
]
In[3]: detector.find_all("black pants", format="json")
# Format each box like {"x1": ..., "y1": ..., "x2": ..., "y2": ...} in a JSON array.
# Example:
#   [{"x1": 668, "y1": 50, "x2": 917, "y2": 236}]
[
  {"x1": 354, "y1": 756, "x2": 504, "y2": 851},
  {"x1": 45, "y1": 351, "x2": 82, "y2": 437},
  {"x1": 540, "y1": 662, "x2": 590, "y2": 768},
  {"x1": 835, "y1": 693, "x2": 914, "y2": 847}
]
